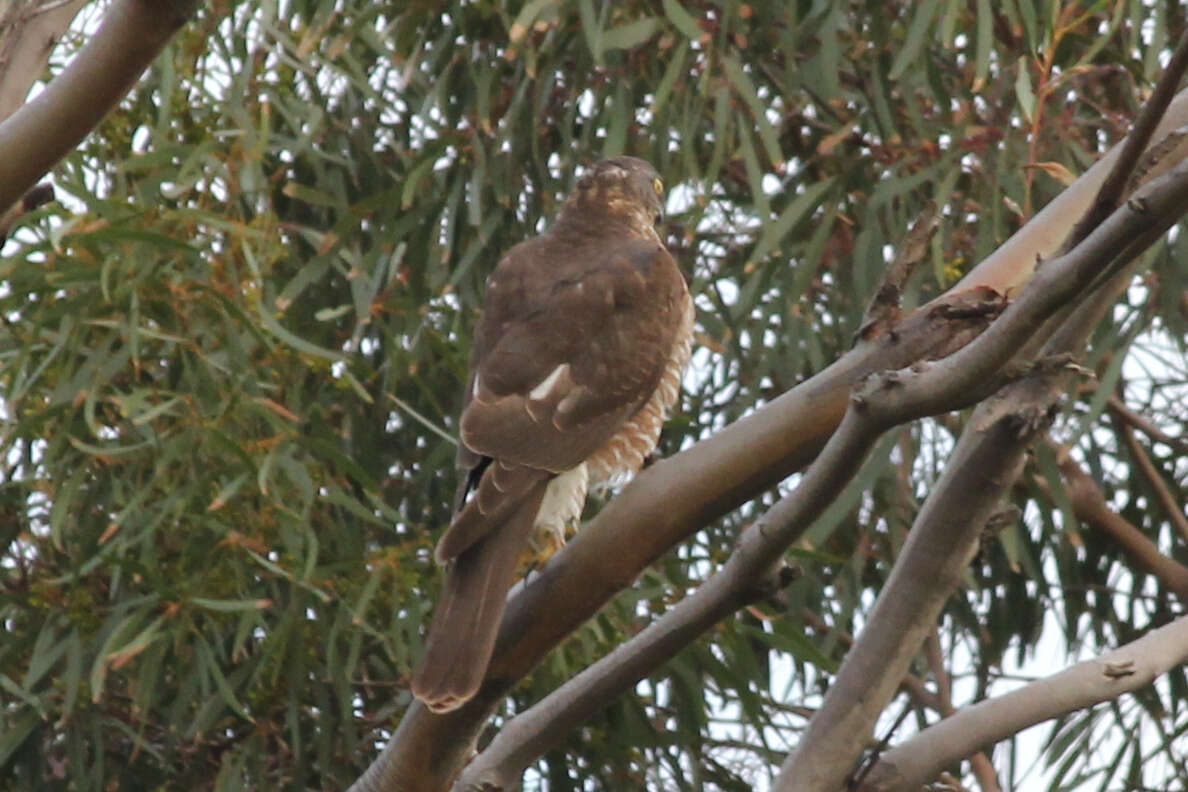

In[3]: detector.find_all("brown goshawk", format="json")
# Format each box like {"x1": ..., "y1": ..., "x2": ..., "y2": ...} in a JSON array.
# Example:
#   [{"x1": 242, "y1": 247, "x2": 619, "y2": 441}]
[{"x1": 411, "y1": 156, "x2": 694, "y2": 713}]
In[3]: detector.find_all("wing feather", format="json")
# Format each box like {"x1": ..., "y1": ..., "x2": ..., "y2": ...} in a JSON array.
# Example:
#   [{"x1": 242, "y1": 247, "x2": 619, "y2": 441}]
[{"x1": 458, "y1": 232, "x2": 688, "y2": 473}]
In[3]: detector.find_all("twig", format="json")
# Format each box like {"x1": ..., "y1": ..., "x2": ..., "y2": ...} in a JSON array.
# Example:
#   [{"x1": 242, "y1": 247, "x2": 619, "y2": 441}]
[
  {"x1": 849, "y1": 703, "x2": 913, "y2": 789},
  {"x1": 1116, "y1": 425, "x2": 1188, "y2": 545},
  {"x1": 923, "y1": 630, "x2": 1003, "y2": 792},
  {"x1": 1107, "y1": 395, "x2": 1188, "y2": 457},
  {"x1": 923, "y1": 629, "x2": 951, "y2": 715},
  {"x1": 856, "y1": 202, "x2": 941, "y2": 342},
  {"x1": 387, "y1": 393, "x2": 458, "y2": 447},
  {"x1": 967, "y1": 753, "x2": 1004, "y2": 792}
]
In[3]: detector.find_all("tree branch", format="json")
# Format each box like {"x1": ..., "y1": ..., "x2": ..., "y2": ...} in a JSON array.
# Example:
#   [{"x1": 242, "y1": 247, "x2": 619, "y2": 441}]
[
  {"x1": 857, "y1": 201, "x2": 941, "y2": 340},
  {"x1": 776, "y1": 364, "x2": 1066, "y2": 791},
  {"x1": 855, "y1": 614, "x2": 1188, "y2": 792},
  {"x1": 0, "y1": 0, "x2": 200, "y2": 212}
]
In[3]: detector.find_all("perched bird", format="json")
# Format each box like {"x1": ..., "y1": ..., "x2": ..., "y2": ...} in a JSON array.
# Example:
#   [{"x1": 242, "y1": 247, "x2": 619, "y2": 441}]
[{"x1": 411, "y1": 156, "x2": 694, "y2": 713}]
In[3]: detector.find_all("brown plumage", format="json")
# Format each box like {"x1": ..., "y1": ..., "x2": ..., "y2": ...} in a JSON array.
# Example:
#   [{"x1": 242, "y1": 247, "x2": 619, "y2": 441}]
[{"x1": 411, "y1": 156, "x2": 694, "y2": 713}]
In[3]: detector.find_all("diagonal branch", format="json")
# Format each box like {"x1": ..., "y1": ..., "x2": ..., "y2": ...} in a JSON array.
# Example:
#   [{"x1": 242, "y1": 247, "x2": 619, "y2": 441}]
[
  {"x1": 855, "y1": 614, "x2": 1188, "y2": 792},
  {"x1": 856, "y1": 201, "x2": 941, "y2": 340},
  {"x1": 777, "y1": 363, "x2": 1068, "y2": 791},
  {"x1": 0, "y1": 0, "x2": 200, "y2": 212}
]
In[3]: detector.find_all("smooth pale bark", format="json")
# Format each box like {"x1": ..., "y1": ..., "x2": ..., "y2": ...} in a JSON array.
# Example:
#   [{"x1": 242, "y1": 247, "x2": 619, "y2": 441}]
[
  {"x1": 775, "y1": 374, "x2": 1051, "y2": 791},
  {"x1": 856, "y1": 615, "x2": 1188, "y2": 792}
]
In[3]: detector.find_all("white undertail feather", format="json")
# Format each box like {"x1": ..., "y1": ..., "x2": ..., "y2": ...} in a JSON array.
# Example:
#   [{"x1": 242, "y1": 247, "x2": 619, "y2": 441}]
[{"x1": 533, "y1": 463, "x2": 589, "y2": 551}]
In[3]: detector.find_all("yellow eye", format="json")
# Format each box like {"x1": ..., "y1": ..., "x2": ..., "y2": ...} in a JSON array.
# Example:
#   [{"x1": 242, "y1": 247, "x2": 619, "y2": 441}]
[{"x1": 652, "y1": 177, "x2": 664, "y2": 195}]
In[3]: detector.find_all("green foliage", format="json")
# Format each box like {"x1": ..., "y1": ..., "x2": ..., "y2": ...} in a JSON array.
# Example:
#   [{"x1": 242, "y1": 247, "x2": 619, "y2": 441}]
[{"x1": 2, "y1": 1, "x2": 1188, "y2": 790}]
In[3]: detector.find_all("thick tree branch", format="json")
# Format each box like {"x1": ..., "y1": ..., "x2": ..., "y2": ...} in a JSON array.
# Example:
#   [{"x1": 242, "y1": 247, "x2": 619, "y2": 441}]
[
  {"x1": 855, "y1": 614, "x2": 1188, "y2": 792},
  {"x1": 0, "y1": 0, "x2": 199, "y2": 212},
  {"x1": 777, "y1": 366, "x2": 1065, "y2": 791}
]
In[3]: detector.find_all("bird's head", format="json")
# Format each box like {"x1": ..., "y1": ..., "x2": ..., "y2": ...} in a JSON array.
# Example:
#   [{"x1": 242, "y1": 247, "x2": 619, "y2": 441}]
[{"x1": 563, "y1": 156, "x2": 666, "y2": 234}]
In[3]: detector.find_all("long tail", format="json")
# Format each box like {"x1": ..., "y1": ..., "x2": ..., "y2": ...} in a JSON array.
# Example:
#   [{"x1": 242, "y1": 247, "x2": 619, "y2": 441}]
[{"x1": 411, "y1": 481, "x2": 547, "y2": 712}]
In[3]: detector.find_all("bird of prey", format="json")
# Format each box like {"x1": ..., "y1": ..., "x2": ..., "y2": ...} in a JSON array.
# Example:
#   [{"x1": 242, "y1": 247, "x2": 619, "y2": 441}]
[{"x1": 411, "y1": 156, "x2": 694, "y2": 713}]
